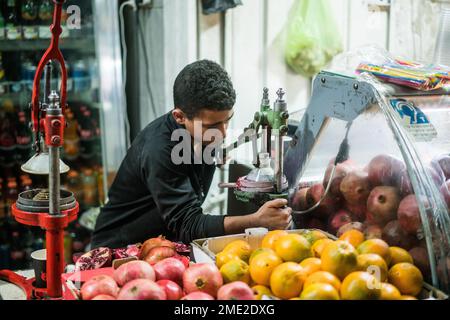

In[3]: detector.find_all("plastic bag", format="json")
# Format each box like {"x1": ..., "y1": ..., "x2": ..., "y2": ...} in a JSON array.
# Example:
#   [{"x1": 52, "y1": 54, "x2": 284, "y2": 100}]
[
  {"x1": 201, "y1": 0, "x2": 242, "y2": 15},
  {"x1": 285, "y1": 0, "x2": 343, "y2": 77},
  {"x1": 357, "y1": 59, "x2": 450, "y2": 91}
]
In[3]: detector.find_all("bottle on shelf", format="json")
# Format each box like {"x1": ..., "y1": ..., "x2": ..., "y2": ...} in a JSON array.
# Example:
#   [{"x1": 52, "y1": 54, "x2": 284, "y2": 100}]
[
  {"x1": 15, "y1": 111, "x2": 32, "y2": 164},
  {"x1": 95, "y1": 165, "x2": 105, "y2": 206},
  {"x1": 78, "y1": 107, "x2": 95, "y2": 140},
  {"x1": 72, "y1": 59, "x2": 91, "y2": 92},
  {"x1": 0, "y1": 178, "x2": 5, "y2": 219},
  {"x1": 10, "y1": 230, "x2": 26, "y2": 270},
  {"x1": 5, "y1": 177, "x2": 18, "y2": 217},
  {"x1": 63, "y1": 108, "x2": 80, "y2": 160},
  {"x1": 38, "y1": 0, "x2": 52, "y2": 39},
  {"x1": 0, "y1": 220, "x2": 11, "y2": 269},
  {"x1": 5, "y1": 0, "x2": 22, "y2": 40},
  {"x1": 81, "y1": 168, "x2": 98, "y2": 207},
  {"x1": 65, "y1": 169, "x2": 83, "y2": 205},
  {"x1": 21, "y1": 0, "x2": 39, "y2": 40},
  {"x1": 0, "y1": 53, "x2": 6, "y2": 95},
  {"x1": 19, "y1": 174, "x2": 32, "y2": 192},
  {"x1": 0, "y1": 110, "x2": 17, "y2": 166},
  {"x1": 20, "y1": 54, "x2": 37, "y2": 92},
  {"x1": 0, "y1": 5, "x2": 6, "y2": 40}
]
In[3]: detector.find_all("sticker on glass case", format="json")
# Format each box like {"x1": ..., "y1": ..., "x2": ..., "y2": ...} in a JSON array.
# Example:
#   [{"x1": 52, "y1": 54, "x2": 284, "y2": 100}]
[{"x1": 390, "y1": 98, "x2": 437, "y2": 142}]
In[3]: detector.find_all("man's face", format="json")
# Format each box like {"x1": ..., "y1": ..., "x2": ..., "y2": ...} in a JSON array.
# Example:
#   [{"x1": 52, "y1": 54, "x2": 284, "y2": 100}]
[{"x1": 172, "y1": 108, "x2": 234, "y2": 145}]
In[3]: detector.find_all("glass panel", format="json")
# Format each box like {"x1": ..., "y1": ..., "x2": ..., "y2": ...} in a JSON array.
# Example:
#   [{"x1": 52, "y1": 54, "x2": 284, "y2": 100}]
[{"x1": 290, "y1": 72, "x2": 450, "y2": 293}]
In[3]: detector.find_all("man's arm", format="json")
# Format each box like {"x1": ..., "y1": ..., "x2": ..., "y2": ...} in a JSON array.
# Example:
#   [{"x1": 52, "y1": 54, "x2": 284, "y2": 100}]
[
  {"x1": 144, "y1": 145, "x2": 227, "y2": 243},
  {"x1": 144, "y1": 146, "x2": 292, "y2": 243}
]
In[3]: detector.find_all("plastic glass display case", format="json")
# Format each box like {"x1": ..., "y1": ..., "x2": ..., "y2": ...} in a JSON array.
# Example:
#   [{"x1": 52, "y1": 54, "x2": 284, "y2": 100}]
[{"x1": 285, "y1": 71, "x2": 450, "y2": 294}]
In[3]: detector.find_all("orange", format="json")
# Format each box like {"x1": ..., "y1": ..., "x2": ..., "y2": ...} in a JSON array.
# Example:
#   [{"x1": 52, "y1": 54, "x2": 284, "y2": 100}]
[
  {"x1": 270, "y1": 262, "x2": 307, "y2": 300},
  {"x1": 299, "y1": 230, "x2": 328, "y2": 245},
  {"x1": 389, "y1": 247, "x2": 413, "y2": 267},
  {"x1": 252, "y1": 285, "x2": 273, "y2": 300},
  {"x1": 399, "y1": 295, "x2": 418, "y2": 300},
  {"x1": 222, "y1": 240, "x2": 252, "y2": 262},
  {"x1": 356, "y1": 253, "x2": 388, "y2": 282},
  {"x1": 339, "y1": 229, "x2": 365, "y2": 248},
  {"x1": 300, "y1": 283, "x2": 340, "y2": 300},
  {"x1": 311, "y1": 239, "x2": 334, "y2": 258},
  {"x1": 299, "y1": 257, "x2": 322, "y2": 276},
  {"x1": 249, "y1": 251, "x2": 283, "y2": 286},
  {"x1": 216, "y1": 251, "x2": 241, "y2": 269},
  {"x1": 274, "y1": 234, "x2": 312, "y2": 263},
  {"x1": 261, "y1": 230, "x2": 288, "y2": 250},
  {"x1": 249, "y1": 248, "x2": 274, "y2": 264},
  {"x1": 304, "y1": 271, "x2": 341, "y2": 292},
  {"x1": 380, "y1": 283, "x2": 401, "y2": 300},
  {"x1": 340, "y1": 271, "x2": 381, "y2": 300},
  {"x1": 220, "y1": 259, "x2": 251, "y2": 284},
  {"x1": 321, "y1": 240, "x2": 358, "y2": 280},
  {"x1": 290, "y1": 298, "x2": 301, "y2": 300},
  {"x1": 388, "y1": 263, "x2": 423, "y2": 297},
  {"x1": 357, "y1": 239, "x2": 391, "y2": 266}
]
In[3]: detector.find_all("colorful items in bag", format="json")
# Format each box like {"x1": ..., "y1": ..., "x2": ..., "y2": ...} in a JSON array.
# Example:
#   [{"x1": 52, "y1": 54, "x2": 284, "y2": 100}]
[{"x1": 356, "y1": 59, "x2": 450, "y2": 91}]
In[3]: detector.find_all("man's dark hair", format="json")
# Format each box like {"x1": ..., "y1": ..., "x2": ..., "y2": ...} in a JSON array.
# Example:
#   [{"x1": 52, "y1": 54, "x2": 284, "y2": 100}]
[{"x1": 173, "y1": 60, "x2": 236, "y2": 119}]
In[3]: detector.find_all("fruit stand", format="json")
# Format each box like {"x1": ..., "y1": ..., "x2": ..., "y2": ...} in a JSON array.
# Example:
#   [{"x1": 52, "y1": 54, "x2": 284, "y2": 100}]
[{"x1": 4, "y1": 67, "x2": 449, "y2": 301}]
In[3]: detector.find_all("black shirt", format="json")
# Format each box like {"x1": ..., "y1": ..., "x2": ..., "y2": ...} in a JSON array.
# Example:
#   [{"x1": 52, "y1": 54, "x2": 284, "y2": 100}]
[{"x1": 91, "y1": 112, "x2": 225, "y2": 249}]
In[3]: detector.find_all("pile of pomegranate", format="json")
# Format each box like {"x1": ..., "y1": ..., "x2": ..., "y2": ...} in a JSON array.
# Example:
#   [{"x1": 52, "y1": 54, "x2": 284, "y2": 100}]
[
  {"x1": 78, "y1": 236, "x2": 254, "y2": 300},
  {"x1": 292, "y1": 153, "x2": 450, "y2": 281}
]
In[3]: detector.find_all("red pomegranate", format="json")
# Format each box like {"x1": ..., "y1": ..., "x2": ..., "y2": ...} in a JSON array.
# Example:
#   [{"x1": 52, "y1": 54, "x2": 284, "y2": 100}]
[
  {"x1": 345, "y1": 203, "x2": 367, "y2": 221},
  {"x1": 440, "y1": 180, "x2": 450, "y2": 208},
  {"x1": 381, "y1": 220, "x2": 418, "y2": 250},
  {"x1": 340, "y1": 170, "x2": 371, "y2": 206},
  {"x1": 156, "y1": 280, "x2": 184, "y2": 300},
  {"x1": 397, "y1": 195, "x2": 422, "y2": 235},
  {"x1": 75, "y1": 247, "x2": 112, "y2": 272},
  {"x1": 181, "y1": 292, "x2": 215, "y2": 300},
  {"x1": 327, "y1": 209, "x2": 353, "y2": 235},
  {"x1": 323, "y1": 159, "x2": 357, "y2": 199},
  {"x1": 80, "y1": 275, "x2": 119, "y2": 300},
  {"x1": 363, "y1": 223, "x2": 383, "y2": 240},
  {"x1": 367, "y1": 186, "x2": 401, "y2": 225},
  {"x1": 182, "y1": 263, "x2": 223, "y2": 298},
  {"x1": 396, "y1": 169, "x2": 413, "y2": 197},
  {"x1": 217, "y1": 281, "x2": 255, "y2": 300},
  {"x1": 91, "y1": 294, "x2": 116, "y2": 300},
  {"x1": 409, "y1": 247, "x2": 431, "y2": 280},
  {"x1": 153, "y1": 257, "x2": 186, "y2": 285},
  {"x1": 117, "y1": 279, "x2": 167, "y2": 300},
  {"x1": 291, "y1": 188, "x2": 309, "y2": 211},
  {"x1": 306, "y1": 183, "x2": 336, "y2": 219},
  {"x1": 432, "y1": 155, "x2": 450, "y2": 180},
  {"x1": 113, "y1": 260, "x2": 156, "y2": 287},
  {"x1": 368, "y1": 154, "x2": 405, "y2": 187}
]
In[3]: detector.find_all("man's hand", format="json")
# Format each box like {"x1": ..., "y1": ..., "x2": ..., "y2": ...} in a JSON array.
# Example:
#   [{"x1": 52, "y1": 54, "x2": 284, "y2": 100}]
[
  {"x1": 253, "y1": 199, "x2": 292, "y2": 230},
  {"x1": 223, "y1": 199, "x2": 292, "y2": 235}
]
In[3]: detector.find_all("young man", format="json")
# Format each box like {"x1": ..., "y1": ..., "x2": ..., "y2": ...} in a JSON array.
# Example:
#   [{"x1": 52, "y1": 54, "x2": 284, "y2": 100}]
[{"x1": 91, "y1": 60, "x2": 292, "y2": 249}]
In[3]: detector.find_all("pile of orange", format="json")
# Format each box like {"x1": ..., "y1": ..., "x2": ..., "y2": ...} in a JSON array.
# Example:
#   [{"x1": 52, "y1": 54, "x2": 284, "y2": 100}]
[{"x1": 215, "y1": 229, "x2": 424, "y2": 300}]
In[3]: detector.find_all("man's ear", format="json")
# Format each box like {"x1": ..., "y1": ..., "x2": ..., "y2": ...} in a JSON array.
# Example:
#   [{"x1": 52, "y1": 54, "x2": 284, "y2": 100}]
[{"x1": 172, "y1": 108, "x2": 187, "y2": 125}]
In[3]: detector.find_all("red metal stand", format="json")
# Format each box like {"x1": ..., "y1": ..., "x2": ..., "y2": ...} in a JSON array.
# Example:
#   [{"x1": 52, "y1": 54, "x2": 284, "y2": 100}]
[
  {"x1": 4, "y1": 0, "x2": 80, "y2": 300},
  {"x1": 11, "y1": 204, "x2": 79, "y2": 298}
]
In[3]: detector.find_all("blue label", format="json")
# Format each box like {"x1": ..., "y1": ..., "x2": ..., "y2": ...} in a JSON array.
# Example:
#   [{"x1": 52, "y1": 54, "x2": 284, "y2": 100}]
[{"x1": 390, "y1": 98, "x2": 430, "y2": 125}]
